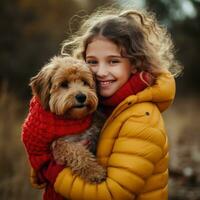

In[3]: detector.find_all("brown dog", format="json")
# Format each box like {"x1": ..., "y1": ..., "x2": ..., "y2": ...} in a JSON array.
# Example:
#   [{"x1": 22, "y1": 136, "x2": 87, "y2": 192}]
[{"x1": 29, "y1": 56, "x2": 106, "y2": 183}]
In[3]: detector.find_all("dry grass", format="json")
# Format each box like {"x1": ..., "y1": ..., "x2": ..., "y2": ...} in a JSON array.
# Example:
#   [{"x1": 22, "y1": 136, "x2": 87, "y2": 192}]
[
  {"x1": 164, "y1": 97, "x2": 200, "y2": 200},
  {"x1": 0, "y1": 83, "x2": 42, "y2": 200},
  {"x1": 164, "y1": 97, "x2": 200, "y2": 171},
  {"x1": 0, "y1": 82, "x2": 199, "y2": 200}
]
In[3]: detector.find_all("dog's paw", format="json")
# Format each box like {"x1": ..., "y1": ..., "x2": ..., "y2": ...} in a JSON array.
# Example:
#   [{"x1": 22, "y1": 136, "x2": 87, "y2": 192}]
[{"x1": 84, "y1": 165, "x2": 107, "y2": 184}]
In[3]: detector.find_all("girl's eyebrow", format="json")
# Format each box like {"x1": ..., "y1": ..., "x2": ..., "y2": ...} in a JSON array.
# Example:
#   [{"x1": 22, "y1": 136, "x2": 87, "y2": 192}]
[{"x1": 86, "y1": 56, "x2": 96, "y2": 59}]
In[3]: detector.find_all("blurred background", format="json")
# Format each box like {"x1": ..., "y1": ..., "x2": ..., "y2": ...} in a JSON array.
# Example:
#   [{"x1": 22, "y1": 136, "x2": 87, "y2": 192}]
[{"x1": 0, "y1": 0, "x2": 199, "y2": 199}]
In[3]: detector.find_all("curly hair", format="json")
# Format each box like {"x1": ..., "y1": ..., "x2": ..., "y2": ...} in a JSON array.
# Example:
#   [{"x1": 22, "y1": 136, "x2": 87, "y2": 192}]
[{"x1": 61, "y1": 7, "x2": 182, "y2": 76}]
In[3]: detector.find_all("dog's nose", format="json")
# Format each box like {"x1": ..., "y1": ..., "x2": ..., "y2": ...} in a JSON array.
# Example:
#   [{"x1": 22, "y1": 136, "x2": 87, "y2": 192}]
[{"x1": 75, "y1": 93, "x2": 86, "y2": 103}]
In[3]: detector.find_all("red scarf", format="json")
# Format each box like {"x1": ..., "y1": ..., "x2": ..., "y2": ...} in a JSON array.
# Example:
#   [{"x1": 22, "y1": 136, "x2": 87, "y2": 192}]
[
  {"x1": 22, "y1": 97, "x2": 92, "y2": 171},
  {"x1": 100, "y1": 72, "x2": 153, "y2": 116}
]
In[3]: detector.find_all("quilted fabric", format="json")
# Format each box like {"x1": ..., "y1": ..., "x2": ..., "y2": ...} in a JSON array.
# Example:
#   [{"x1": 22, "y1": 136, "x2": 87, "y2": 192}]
[
  {"x1": 54, "y1": 73, "x2": 175, "y2": 200},
  {"x1": 54, "y1": 72, "x2": 175, "y2": 200}
]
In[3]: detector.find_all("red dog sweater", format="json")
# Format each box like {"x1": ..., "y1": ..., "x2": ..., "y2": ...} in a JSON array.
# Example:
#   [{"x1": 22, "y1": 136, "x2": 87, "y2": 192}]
[
  {"x1": 22, "y1": 97, "x2": 92, "y2": 170},
  {"x1": 22, "y1": 97, "x2": 92, "y2": 199}
]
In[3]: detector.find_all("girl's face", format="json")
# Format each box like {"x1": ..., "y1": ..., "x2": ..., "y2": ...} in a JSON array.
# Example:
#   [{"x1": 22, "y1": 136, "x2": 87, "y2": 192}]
[{"x1": 86, "y1": 37, "x2": 136, "y2": 97}]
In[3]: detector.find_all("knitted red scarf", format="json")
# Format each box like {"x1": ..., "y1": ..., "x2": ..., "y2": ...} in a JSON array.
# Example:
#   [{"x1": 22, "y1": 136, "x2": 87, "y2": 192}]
[
  {"x1": 22, "y1": 97, "x2": 92, "y2": 171},
  {"x1": 100, "y1": 72, "x2": 153, "y2": 116}
]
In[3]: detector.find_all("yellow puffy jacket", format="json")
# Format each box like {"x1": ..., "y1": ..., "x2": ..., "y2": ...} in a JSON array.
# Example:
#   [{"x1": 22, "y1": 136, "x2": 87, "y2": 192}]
[{"x1": 54, "y1": 72, "x2": 176, "y2": 200}]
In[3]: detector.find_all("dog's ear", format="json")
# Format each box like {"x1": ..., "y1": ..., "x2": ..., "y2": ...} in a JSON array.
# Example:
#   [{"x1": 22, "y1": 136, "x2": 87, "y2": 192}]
[{"x1": 29, "y1": 60, "x2": 58, "y2": 110}]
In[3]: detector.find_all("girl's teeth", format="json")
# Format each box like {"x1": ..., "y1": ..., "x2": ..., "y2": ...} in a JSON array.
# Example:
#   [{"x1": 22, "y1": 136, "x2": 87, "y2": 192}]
[{"x1": 100, "y1": 81, "x2": 112, "y2": 86}]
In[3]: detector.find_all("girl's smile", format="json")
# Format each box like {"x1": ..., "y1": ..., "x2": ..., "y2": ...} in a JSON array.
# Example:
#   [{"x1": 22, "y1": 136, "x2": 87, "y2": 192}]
[
  {"x1": 98, "y1": 80, "x2": 114, "y2": 88},
  {"x1": 86, "y1": 37, "x2": 136, "y2": 97}
]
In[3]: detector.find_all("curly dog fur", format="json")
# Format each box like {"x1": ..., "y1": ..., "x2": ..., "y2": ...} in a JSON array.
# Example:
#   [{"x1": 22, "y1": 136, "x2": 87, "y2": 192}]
[{"x1": 30, "y1": 56, "x2": 106, "y2": 183}]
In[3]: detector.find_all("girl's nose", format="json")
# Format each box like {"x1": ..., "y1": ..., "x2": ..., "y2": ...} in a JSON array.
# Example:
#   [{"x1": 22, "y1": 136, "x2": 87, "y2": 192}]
[{"x1": 96, "y1": 63, "x2": 108, "y2": 77}]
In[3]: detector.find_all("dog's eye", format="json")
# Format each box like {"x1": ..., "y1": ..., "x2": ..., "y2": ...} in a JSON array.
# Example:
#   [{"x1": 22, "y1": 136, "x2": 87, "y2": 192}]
[
  {"x1": 83, "y1": 80, "x2": 89, "y2": 86},
  {"x1": 61, "y1": 81, "x2": 69, "y2": 88}
]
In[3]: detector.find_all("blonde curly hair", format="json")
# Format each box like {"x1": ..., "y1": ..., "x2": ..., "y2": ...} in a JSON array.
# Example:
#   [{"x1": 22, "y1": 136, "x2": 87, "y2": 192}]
[{"x1": 61, "y1": 7, "x2": 182, "y2": 76}]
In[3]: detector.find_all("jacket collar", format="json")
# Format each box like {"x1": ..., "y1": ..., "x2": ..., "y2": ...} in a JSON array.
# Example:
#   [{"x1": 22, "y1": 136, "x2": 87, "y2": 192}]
[{"x1": 101, "y1": 71, "x2": 175, "y2": 132}]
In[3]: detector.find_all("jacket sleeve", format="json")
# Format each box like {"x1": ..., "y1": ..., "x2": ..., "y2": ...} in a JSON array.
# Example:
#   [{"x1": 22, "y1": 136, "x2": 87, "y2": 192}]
[{"x1": 54, "y1": 103, "x2": 167, "y2": 200}]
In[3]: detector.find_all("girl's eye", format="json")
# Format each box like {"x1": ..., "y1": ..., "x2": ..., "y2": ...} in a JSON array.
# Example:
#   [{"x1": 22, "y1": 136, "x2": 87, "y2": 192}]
[
  {"x1": 86, "y1": 60, "x2": 98, "y2": 65},
  {"x1": 110, "y1": 60, "x2": 120, "y2": 64},
  {"x1": 61, "y1": 81, "x2": 69, "y2": 88}
]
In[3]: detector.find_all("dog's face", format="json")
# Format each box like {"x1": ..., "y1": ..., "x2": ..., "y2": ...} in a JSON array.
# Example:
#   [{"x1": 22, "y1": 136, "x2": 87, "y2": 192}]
[{"x1": 30, "y1": 56, "x2": 98, "y2": 119}]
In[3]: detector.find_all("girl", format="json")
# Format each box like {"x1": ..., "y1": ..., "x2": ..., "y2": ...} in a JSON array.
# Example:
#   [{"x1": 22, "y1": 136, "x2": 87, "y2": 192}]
[{"x1": 32, "y1": 8, "x2": 181, "y2": 200}]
